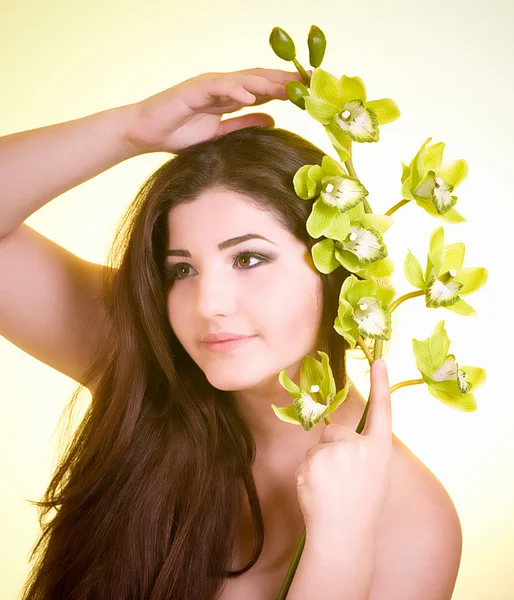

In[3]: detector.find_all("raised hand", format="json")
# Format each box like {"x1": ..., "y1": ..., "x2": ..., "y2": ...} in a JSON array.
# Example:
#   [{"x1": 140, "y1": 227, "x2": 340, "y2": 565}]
[
  {"x1": 122, "y1": 67, "x2": 311, "y2": 155},
  {"x1": 295, "y1": 359, "x2": 393, "y2": 541}
]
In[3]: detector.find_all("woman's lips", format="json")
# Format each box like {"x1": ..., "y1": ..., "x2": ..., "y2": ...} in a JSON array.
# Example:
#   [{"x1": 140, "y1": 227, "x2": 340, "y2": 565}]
[{"x1": 203, "y1": 335, "x2": 257, "y2": 353}]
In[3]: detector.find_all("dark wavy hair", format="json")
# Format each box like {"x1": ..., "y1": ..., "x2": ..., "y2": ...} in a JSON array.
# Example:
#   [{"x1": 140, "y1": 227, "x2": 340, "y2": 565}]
[{"x1": 20, "y1": 126, "x2": 365, "y2": 600}]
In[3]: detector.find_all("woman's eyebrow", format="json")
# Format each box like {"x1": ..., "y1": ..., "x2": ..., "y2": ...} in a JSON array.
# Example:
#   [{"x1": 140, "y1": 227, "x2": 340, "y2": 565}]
[{"x1": 166, "y1": 233, "x2": 277, "y2": 257}]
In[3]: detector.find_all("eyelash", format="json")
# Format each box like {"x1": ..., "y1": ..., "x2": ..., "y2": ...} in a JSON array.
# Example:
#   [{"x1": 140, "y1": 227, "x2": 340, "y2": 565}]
[{"x1": 164, "y1": 248, "x2": 271, "y2": 283}]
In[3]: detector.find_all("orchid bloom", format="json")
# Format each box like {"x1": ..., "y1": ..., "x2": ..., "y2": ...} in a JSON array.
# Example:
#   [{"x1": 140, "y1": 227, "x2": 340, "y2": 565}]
[
  {"x1": 303, "y1": 68, "x2": 400, "y2": 161},
  {"x1": 401, "y1": 137, "x2": 468, "y2": 223},
  {"x1": 412, "y1": 320, "x2": 486, "y2": 411},
  {"x1": 333, "y1": 275, "x2": 396, "y2": 348},
  {"x1": 404, "y1": 226, "x2": 488, "y2": 316},
  {"x1": 273, "y1": 351, "x2": 352, "y2": 431}
]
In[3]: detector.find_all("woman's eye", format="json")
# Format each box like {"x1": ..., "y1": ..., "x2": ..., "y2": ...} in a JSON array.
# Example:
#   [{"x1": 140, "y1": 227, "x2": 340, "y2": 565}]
[{"x1": 165, "y1": 251, "x2": 268, "y2": 283}]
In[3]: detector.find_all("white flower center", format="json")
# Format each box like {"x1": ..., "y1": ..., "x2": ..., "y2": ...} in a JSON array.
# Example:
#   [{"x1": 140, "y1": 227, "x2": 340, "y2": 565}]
[
  {"x1": 341, "y1": 109, "x2": 351, "y2": 120},
  {"x1": 449, "y1": 269, "x2": 457, "y2": 277},
  {"x1": 434, "y1": 177, "x2": 444, "y2": 187},
  {"x1": 359, "y1": 302, "x2": 368, "y2": 311},
  {"x1": 310, "y1": 384, "x2": 320, "y2": 393},
  {"x1": 325, "y1": 183, "x2": 334, "y2": 193},
  {"x1": 349, "y1": 231, "x2": 358, "y2": 241}
]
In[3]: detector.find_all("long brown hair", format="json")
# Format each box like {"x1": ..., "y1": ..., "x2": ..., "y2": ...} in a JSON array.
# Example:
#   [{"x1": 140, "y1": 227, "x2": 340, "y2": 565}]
[{"x1": 20, "y1": 126, "x2": 364, "y2": 600}]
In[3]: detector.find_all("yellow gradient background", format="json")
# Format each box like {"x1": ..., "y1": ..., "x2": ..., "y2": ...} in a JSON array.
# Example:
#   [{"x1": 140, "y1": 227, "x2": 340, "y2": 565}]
[{"x1": 1, "y1": 1, "x2": 512, "y2": 598}]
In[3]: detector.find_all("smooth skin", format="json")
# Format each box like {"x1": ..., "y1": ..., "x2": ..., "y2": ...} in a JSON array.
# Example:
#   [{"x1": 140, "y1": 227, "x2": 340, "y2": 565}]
[{"x1": 123, "y1": 67, "x2": 313, "y2": 153}]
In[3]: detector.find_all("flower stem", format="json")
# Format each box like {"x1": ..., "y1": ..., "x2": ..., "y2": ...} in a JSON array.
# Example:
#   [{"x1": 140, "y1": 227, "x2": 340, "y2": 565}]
[
  {"x1": 390, "y1": 378, "x2": 424, "y2": 394},
  {"x1": 292, "y1": 58, "x2": 311, "y2": 86},
  {"x1": 385, "y1": 199, "x2": 410, "y2": 216},
  {"x1": 357, "y1": 336, "x2": 374, "y2": 365},
  {"x1": 389, "y1": 290, "x2": 425, "y2": 313}
]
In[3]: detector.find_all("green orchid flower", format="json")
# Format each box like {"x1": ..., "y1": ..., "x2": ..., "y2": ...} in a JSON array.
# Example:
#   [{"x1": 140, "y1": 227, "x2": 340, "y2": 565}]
[
  {"x1": 273, "y1": 351, "x2": 352, "y2": 431},
  {"x1": 293, "y1": 154, "x2": 395, "y2": 280},
  {"x1": 401, "y1": 137, "x2": 468, "y2": 224},
  {"x1": 334, "y1": 275, "x2": 396, "y2": 348},
  {"x1": 412, "y1": 320, "x2": 485, "y2": 411},
  {"x1": 303, "y1": 68, "x2": 400, "y2": 162},
  {"x1": 311, "y1": 201, "x2": 396, "y2": 280},
  {"x1": 404, "y1": 226, "x2": 488, "y2": 316},
  {"x1": 293, "y1": 153, "x2": 368, "y2": 212}
]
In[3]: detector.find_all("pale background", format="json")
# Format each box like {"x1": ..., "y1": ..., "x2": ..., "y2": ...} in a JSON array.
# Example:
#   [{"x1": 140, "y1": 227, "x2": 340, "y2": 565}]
[{"x1": 0, "y1": 0, "x2": 512, "y2": 598}]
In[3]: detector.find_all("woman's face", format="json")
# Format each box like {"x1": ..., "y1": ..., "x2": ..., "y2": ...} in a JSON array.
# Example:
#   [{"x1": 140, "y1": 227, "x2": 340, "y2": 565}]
[{"x1": 165, "y1": 188, "x2": 323, "y2": 392}]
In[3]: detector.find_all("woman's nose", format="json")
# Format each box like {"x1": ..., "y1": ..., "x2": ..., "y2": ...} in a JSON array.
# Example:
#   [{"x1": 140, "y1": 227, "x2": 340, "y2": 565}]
[{"x1": 195, "y1": 271, "x2": 236, "y2": 318}]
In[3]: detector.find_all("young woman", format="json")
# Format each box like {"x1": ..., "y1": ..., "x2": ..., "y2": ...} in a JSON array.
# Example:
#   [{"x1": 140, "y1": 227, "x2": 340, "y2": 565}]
[{"x1": 0, "y1": 68, "x2": 462, "y2": 600}]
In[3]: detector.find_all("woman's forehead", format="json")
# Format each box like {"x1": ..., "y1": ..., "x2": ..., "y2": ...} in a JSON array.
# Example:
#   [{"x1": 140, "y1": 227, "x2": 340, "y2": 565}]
[{"x1": 166, "y1": 190, "x2": 290, "y2": 247}]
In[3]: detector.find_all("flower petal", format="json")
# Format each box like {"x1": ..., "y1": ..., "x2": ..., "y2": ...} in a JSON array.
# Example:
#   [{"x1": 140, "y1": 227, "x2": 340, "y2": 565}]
[
  {"x1": 353, "y1": 296, "x2": 392, "y2": 340},
  {"x1": 294, "y1": 164, "x2": 322, "y2": 200},
  {"x1": 356, "y1": 214, "x2": 394, "y2": 236},
  {"x1": 294, "y1": 391, "x2": 330, "y2": 430},
  {"x1": 365, "y1": 98, "x2": 400, "y2": 125},
  {"x1": 321, "y1": 154, "x2": 346, "y2": 177},
  {"x1": 278, "y1": 369, "x2": 301, "y2": 396},
  {"x1": 336, "y1": 249, "x2": 395, "y2": 279},
  {"x1": 420, "y1": 141, "x2": 445, "y2": 173},
  {"x1": 404, "y1": 250, "x2": 425, "y2": 289},
  {"x1": 336, "y1": 224, "x2": 388, "y2": 263},
  {"x1": 414, "y1": 196, "x2": 467, "y2": 223},
  {"x1": 306, "y1": 198, "x2": 338, "y2": 239},
  {"x1": 327, "y1": 381, "x2": 352, "y2": 414},
  {"x1": 333, "y1": 100, "x2": 379, "y2": 143},
  {"x1": 453, "y1": 267, "x2": 488, "y2": 295},
  {"x1": 440, "y1": 242, "x2": 466, "y2": 273},
  {"x1": 444, "y1": 297, "x2": 476, "y2": 316},
  {"x1": 428, "y1": 226, "x2": 446, "y2": 275},
  {"x1": 304, "y1": 95, "x2": 339, "y2": 124},
  {"x1": 271, "y1": 404, "x2": 302, "y2": 425},
  {"x1": 318, "y1": 207, "x2": 351, "y2": 241},
  {"x1": 429, "y1": 321, "x2": 451, "y2": 370},
  {"x1": 432, "y1": 354, "x2": 457, "y2": 382},
  {"x1": 334, "y1": 297, "x2": 360, "y2": 348},
  {"x1": 431, "y1": 173, "x2": 459, "y2": 214},
  {"x1": 426, "y1": 385, "x2": 478, "y2": 411},
  {"x1": 312, "y1": 239, "x2": 340, "y2": 274},
  {"x1": 345, "y1": 277, "x2": 378, "y2": 306},
  {"x1": 318, "y1": 351, "x2": 336, "y2": 399},
  {"x1": 425, "y1": 274, "x2": 463, "y2": 308},
  {"x1": 460, "y1": 366, "x2": 486, "y2": 392},
  {"x1": 412, "y1": 336, "x2": 435, "y2": 377},
  {"x1": 300, "y1": 355, "x2": 324, "y2": 392},
  {"x1": 320, "y1": 175, "x2": 368, "y2": 211},
  {"x1": 433, "y1": 159, "x2": 468, "y2": 189},
  {"x1": 311, "y1": 68, "x2": 344, "y2": 106},
  {"x1": 339, "y1": 74, "x2": 367, "y2": 104},
  {"x1": 325, "y1": 123, "x2": 352, "y2": 158},
  {"x1": 411, "y1": 137, "x2": 433, "y2": 189}
]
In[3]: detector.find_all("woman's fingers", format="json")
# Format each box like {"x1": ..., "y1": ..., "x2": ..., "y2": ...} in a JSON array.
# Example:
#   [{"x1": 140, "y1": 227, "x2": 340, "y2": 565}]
[
  {"x1": 217, "y1": 112, "x2": 276, "y2": 136},
  {"x1": 361, "y1": 359, "x2": 392, "y2": 445}
]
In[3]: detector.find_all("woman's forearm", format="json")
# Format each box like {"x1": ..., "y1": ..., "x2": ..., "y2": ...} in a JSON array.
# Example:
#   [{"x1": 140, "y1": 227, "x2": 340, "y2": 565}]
[
  {"x1": 0, "y1": 104, "x2": 140, "y2": 237},
  {"x1": 285, "y1": 527, "x2": 377, "y2": 600}
]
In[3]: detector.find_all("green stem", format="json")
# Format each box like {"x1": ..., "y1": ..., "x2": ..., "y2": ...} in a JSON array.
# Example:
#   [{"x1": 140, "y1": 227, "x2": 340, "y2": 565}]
[
  {"x1": 389, "y1": 290, "x2": 425, "y2": 313},
  {"x1": 385, "y1": 199, "x2": 410, "y2": 217},
  {"x1": 292, "y1": 58, "x2": 311, "y2": 86},
  {"x1": 357, "y1": 335, "x2": 374, "y2": 365},
  {"x1": 390, "y1": 378, "x2": 424, "y2": 394}
]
